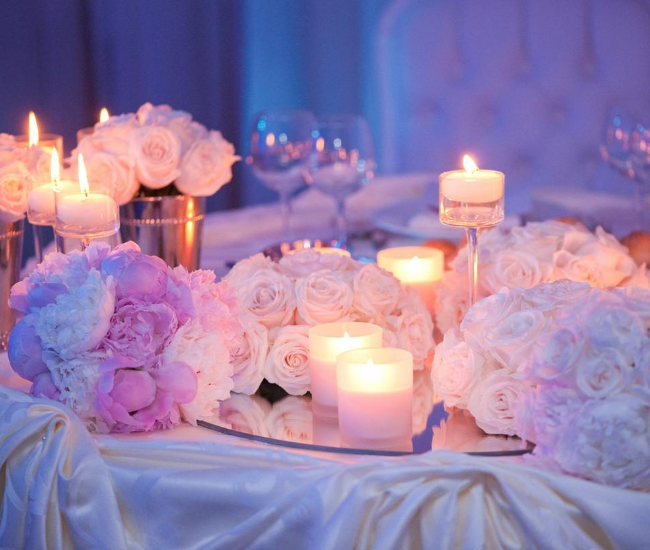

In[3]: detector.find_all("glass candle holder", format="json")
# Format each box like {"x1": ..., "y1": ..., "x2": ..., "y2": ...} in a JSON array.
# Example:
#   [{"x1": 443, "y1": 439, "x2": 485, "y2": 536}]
[
  {"x1": 308, "y1": 322, "x2": 382, "y2": 418},
  {"x1": 55, "y1": 180, "x2": 119, "y2": 241},
  {"x1": 15, "y1": 134, "x2": 64, "y2": 183},
  {"x1": 439, "y1": 156, "x2": 505, "y2": 305},
  {"x1": 336, "y1": 347, "x2": 413, "y2": 451}
]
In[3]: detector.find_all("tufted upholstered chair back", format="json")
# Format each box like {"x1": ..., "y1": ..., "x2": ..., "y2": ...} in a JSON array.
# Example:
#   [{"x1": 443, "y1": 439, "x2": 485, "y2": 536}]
[{"x1": 376, "y1": 0, "x2": 650, "y2": 206}]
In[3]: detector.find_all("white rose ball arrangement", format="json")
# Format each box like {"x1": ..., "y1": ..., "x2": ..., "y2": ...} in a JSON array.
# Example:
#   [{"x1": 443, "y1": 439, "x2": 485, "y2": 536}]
[
  {"x1": 432, "y1": 281, "x2": 650, "y2": 490},
  {"x1": 435, "y1": 220, "x2": 649, "y2": 333},
  {"x1": 225, "y1": 250, "x2": 436, "y2": 396},
  {"x1": 70, "y1": 102, "x2": 240, "y2": 205}
]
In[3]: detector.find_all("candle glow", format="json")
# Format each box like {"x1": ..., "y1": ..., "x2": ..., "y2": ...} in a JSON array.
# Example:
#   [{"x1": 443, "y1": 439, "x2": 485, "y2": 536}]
[
  {"x1": 50, "y1": 148, "x2": 60, "y2": 185},
  {"x1": 463, "y1": 154, "x2": 478, "y2": 174},
  {"x1": 78, "y1": 154, "x2": 90, "y2": 198},
  {"x1": 99, "y1": 108, "x2": 110, "y2": 123},
  {"x1": 28, "y1": 112, "x2": 39, "y2": 147}
]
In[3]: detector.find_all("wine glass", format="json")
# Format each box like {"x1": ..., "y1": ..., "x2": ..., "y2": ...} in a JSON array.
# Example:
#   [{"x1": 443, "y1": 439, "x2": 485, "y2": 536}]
[
  {"x1": 248, "y1": 110, "x2": 316, "y2": 240},
  {"x1": 629, "y1": 119, "x2": 650, "y2": 227},
  {"x1": 601, "y1": 108, "x2": 648, "y2": 229},
  {"x1": 308, "y1": 115, "x2": 375, "y2": 248}
]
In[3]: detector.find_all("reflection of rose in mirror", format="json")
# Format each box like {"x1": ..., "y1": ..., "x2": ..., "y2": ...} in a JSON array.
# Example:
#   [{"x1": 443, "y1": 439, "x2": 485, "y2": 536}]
[
  {"x1": 218, "y1": 394, "x2": 272, "y2": 437},
  {"x1": 412, "y1": 369, "x2": 434, "y2": 435},
  {"x1": 432, "y1": 408, "x2": 525, "y2": 453},
  {"x1": 266, "y1": 396, "x2": 313, "y2": 444}
]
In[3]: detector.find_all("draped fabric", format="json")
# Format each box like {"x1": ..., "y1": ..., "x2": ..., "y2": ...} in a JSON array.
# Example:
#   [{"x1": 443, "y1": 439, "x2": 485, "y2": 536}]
[{"x1": 2, "y1": 382, "x2": 650, "y2": 549}]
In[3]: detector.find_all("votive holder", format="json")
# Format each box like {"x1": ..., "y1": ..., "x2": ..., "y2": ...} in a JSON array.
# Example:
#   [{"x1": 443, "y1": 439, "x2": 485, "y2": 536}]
[{"x1": 336, "y1": 347, "x2": 413, "y2": 451}]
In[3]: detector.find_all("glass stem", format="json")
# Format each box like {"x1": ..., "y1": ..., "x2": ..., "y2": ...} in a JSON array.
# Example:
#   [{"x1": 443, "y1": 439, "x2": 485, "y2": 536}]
[
  {"x1": 635, "y1": 180, "x2": 644, "y2": 230},
  {"x1": 279, "y1": 191, "x2": 292, "y2": 241},
  {"x1": 465, "y1": 227, "x2": 479, "y2": 306},
  {"x1": 336, "y1": 198, "x2": 347, "y2": 248}
]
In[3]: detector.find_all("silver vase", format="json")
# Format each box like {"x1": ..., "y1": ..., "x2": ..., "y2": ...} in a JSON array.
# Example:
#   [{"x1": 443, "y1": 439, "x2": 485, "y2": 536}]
[
  {"x1": 119, "y1": 195, "x2": 206, "y2": 271},
  {"x1": 0, "y1": 218, "x2": 25, "y2": 351}
]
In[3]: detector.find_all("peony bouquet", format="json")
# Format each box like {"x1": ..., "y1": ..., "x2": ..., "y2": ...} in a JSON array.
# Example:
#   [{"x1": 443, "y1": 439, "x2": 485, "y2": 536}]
[
  {"x1": 225, "y1": 249, "x2": 436, "y2": 396},
  {"x1": 70, "y1": 102, "x2": 240, "y2": 205},
  {"x1": 7, "y1": 242, "x2": 243, "y2": 433},
  {"x1": 435, "y1": 220, "x2": 649, "y2": 333},
  {"x1": 432, "y1": 280, "x2": 650, "y2": 490}
]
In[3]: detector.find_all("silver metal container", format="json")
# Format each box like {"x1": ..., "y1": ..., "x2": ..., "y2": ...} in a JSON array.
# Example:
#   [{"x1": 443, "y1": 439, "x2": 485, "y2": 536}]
[
  {"x1": 0, "y1": 218, "x2": 25, "y2": 351},
  {"x1": 119, "y1": 195, "x2": 206, "y2": 271}
]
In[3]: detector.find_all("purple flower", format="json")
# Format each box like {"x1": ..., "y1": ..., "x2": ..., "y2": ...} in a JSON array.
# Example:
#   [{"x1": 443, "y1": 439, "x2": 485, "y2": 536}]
[
  {"x1": 104, "y1": 297, "x2": 178, "y2": 365},
  {"x1": 95, "y1": 356, "x2": 197, "y2": 433},
  {"x1": 8, "y1": 318, "x2": 47, "y2": 381},
  {"x1": 31, "y1": 372, "x2": 60, "y2": 400},
  {"x1": 100, "y1": 246, "x2": 169, "y2": 299}
]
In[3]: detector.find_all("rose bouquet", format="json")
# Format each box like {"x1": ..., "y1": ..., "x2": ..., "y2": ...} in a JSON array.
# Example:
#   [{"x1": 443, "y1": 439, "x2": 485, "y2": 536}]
[
  {"x1": 432, "y1": 280, "x2": 650, "y2": 490},
  {"x1": 435, "y1": 220, "x2": 648, "y2": 333},
  {"x1": 70, "y1": 102, "x2": 239, "y2": 205},
  {"x1": 225, "y1": 249, "x2": 436, "y2": 396},
  {"x1": 7, "y1": 241, "x2": 243, "y2": 433},
  {"x1": 0, "y1": 133, "x2": 41, "y2": 222}
]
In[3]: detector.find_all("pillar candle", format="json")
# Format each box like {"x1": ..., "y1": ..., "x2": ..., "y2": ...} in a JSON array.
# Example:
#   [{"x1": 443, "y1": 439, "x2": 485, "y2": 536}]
[
  {"x1": 308, "y1": 322, "x2": 382, "y2": 417},
  {"x1": 337, "y1": 347, "x2": 413, "y2": 450}
]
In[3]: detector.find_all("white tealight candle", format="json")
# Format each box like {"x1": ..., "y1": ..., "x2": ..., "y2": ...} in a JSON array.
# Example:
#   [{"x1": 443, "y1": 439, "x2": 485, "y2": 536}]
[
  {"x1": 27, "y1": 184, "x2": 56, "y2": 225},
  {"x1": 54, "y1": 154, "x2": 119, "y2": 239},
  {"x1": 309, "y1": 322, "x2": 382, "y2": 417},
  {"x1": 439, "y1": 155, "x2": 505, "y2": 228},
  {"x1": 337, "y1": 347, "x2": 413, "y2": 450},
  {"x1": 377, "y1": 246, "x2": 444, "y2": 312}
]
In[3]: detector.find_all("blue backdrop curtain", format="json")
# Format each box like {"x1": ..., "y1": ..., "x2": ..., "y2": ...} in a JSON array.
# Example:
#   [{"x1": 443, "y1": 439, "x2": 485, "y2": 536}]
[{"x1": 0, "y1": 0, "x2": 389, "y2": 212}]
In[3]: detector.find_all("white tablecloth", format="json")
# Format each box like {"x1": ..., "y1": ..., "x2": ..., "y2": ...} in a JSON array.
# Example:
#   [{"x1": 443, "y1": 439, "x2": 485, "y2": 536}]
[{"x1": 1, "y1": 354, "x2": 649, "y2": 550}]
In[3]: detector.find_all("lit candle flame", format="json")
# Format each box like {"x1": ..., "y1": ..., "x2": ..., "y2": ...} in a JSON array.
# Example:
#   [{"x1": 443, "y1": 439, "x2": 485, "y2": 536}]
[
  {"x1": 265, "y1": 133, "x2": 276, "y2": 147},
  {"x1": 99, "y1": 107, "x2": 110, "y2": 123},
  {"x1": 50, "y1": 148, "x2": 60, "y2": 185},
  {"x1": 28, "y1": 111, "x2": 39, "y2": 147},
  {"x1": 344, "y1": 331, "x2": 350, "y2": 340},
  {"x1": 78, "y1": 154, "x2": 90, "y2": 199},
  {"x1": 463, "y1": 154, "x2": 478, "y2": 174}
]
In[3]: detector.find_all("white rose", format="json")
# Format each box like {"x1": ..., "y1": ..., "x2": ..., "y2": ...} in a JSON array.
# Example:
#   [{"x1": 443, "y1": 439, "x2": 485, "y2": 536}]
[
  {"x1": 412, "y1": 370, "x2": 434, "y2": 435},
  {"x1": 131, "y1": 125, "x2": 182, "y2": 189},
  {"x1": 620, "y1": 264, "x2": 650, "y2": 290},
  {"x1": 136, "y1": 102, "x2": 174, "y2": 125},
  {"x1": 167, "y1": 116, "x2": 208, "y2": 154},
  {"x1": 516, "y1": 385, "x2": 583, "y2": 448},
  {"x1": 176, "y1": 131, "x2": 239, "y2": 197},
  {"x1": 218, "y1": 393, "x2": 271, "y2": 437},
  {"x1": 552, "y1": 250, "x2": 603, "y2": 286},
  {"x1": 231, "y1": 320, "x2": 268, "y2": 395},
  {"x1": 434, "y1": 273, "x2": 470, "y2": 333},
  {"x1": 616, "y1": 286, "x2": 650, "y2": 333},
  {"x1": 522, "y1": 326, "x2": 586, "y2": 382},
  {"x1": 225, "y1": 253, "x2": 277, "y2": 284},
  {"x1": 163, "y1": 318, "x2": 234, "y2": 424},
  {"x1": 235, "y1": 268, "x2": 295, "y2": 329},
  {"x1": 83, "y1": 114, "x2": 138, "y2": 157},
  {"x1": 84, "y1": 151, "x2": 139, "y2": 206},
  {"x1": 521, "y1": 280, "x2": 592, "y2": 312},
  {"x1": 554, "y1": 394, "x2": 650, "y2": 490},
  {"x1": 279, "y1": 249, "x2": 355, "y2": 280},
  {"x1": 352, "y1": 264, "x2": 403, "y2": 319},
  {"x1": 575, "y1": 348, "x2": 631, "y2": 399},
  {"x1": 0, "y1": 133, "x2": 19, "y2": 167},
  {"x1": 461, "y1": 287, "x2": 523, "y2": 348},
  {"x1": 263, "y1": 325, "x2": 310, "y2": 395},
  {"x1": 387, "y1": 306, "x2": 435, "y2": 369},
  {"x1": 467, "y1": 369, "x2": 530, "y2": 435},
  {"x1": 482, "y1": 309, "x2": 547, "y2": 369},
  {"x1": 483, "y1": 250, "x2": 546, "y2": 294},
  {"x1": 33, "y1": 270, "x2": 115, "y2": 360},
  {"x1": 583, "y1": 296, "x2": 646, "y2": 355},
  {"x1": 265, "y1": 396, "x2": 313, "y2": 444},
  {"x1": 0, "y1": 161, "x2": 30, "y2": 222},
  {"x1": 295, "y1": 270, "x2": 353, "y2": 325},
  {"x1": 431, "y1": 330, "x2": 487, "y2": 408}
]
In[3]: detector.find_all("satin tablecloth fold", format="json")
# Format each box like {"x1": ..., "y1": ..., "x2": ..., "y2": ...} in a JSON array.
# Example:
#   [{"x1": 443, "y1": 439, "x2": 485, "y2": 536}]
[{"x1": 2, "y1": 386, "x2": 650, "y2": 550}]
